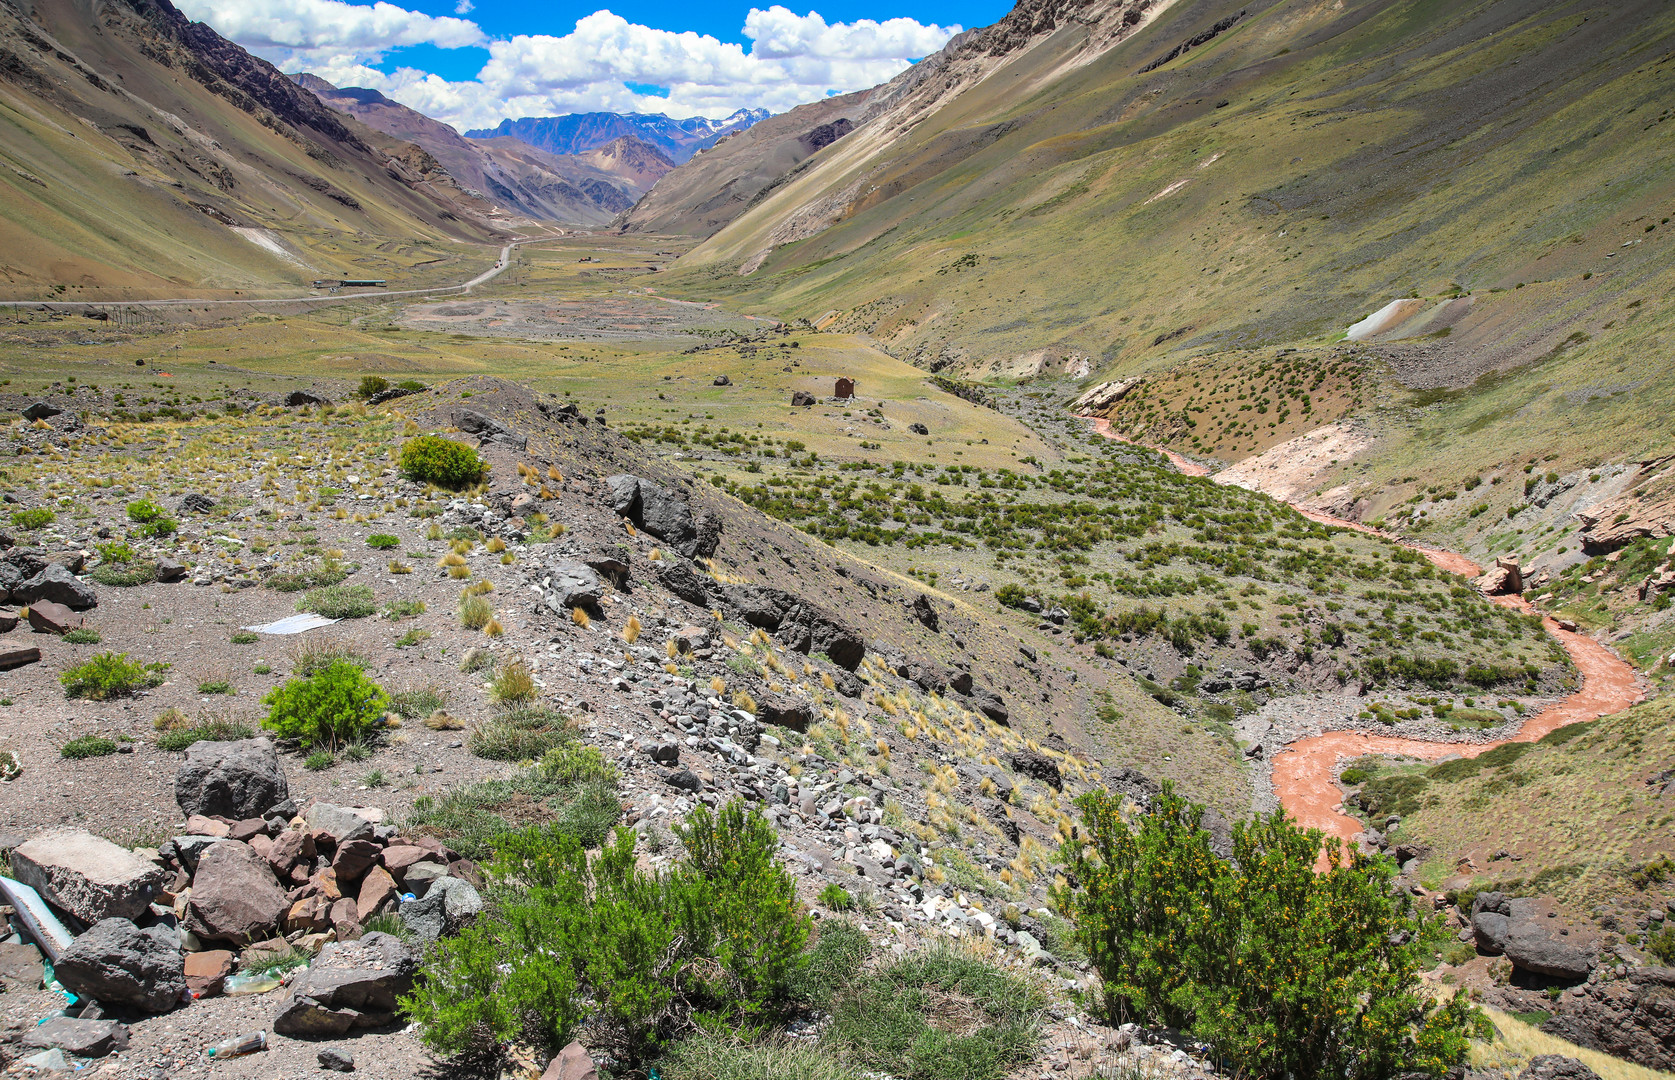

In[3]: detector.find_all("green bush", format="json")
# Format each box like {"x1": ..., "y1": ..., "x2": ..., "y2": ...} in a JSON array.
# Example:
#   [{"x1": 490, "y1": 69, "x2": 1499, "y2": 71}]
[
  {"x1": 125, "y1": 498, "x2": 165, "y2": 523},
  {"x1": 267, "y1": 561, "x2": 350, "y2": 593},
  {"x1": 1647, "y1": 925, "x2": 1675, "y2": 965},
  {"x1": 1054, "y1": 784, "x2": 1485, "y2": 1079},
  {"x1": 231, "y1": 630, "x2": 260, "y2": 644},
  {"x1": 138, "y1": 517, "x2": 176, "y2": 538},
  {"x1": 994, "y1": 583, "x2": 1032, "y2": 610},
  {"x1": 399, "y1": 435, "x2": 487, "y2": 489},
  {"x1": 819, "y1": 883, "x2": 855, "y2": 911},
  {"x1": 261, "y1": 659, "x2": 389, "y2": 750},
  {"x1": 366, "y1": 534, "x2": 400, "y2": 549},
  {"x1": 10, "y1": 507, "x2": 54, "y2": 530},
  {"x1": 61, "y1": 628, "x2": 101, "y2": 644},
  {"x1": 357, "y1": 375, "x2": 391, "y2": 399},
  {"x1": 95, "y1": 540, "x2": 136, "y2": 564},
  {"x1": 383, "y1": 599, "x2": 426, "y2": 620},
  {"x1": 824, "y1": 949, "x2": 1045, "y2": 1080},
  {"x1": 60, "y1": 652, "x2": 169, "y2": 699},
  {"x1": 61, "y1": 735, "x2": 117, "y2": 759},
  {"x1": 660, "y1": 1032, "x2": 864, "y2": 1080},
  {"x1": 405, "y1": 768, "x2": 619, "y2": 859},
  {"x1": 298, "y1": 584, "x2": 376, "y2": 619},
  {"x1": 404, "y1": 800, "x2": 809, "y2": 1062}
]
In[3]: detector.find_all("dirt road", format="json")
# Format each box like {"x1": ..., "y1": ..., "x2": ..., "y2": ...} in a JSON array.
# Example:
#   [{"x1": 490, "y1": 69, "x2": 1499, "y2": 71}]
[{"x1": 1082, "y1": 416, "x2": 1644, "y2": 844}]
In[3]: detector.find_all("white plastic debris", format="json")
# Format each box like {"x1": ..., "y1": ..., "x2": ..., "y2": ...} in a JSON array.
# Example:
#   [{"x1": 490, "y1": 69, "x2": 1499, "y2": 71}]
[{"x1": 241, "y1": 613, "x2": 340, "y2": 635}]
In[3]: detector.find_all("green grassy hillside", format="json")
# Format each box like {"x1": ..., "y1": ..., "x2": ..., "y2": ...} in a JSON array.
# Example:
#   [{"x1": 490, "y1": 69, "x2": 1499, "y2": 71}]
[{"x1": 651, "y1": 0, "x2": 1675, "y2": 550}]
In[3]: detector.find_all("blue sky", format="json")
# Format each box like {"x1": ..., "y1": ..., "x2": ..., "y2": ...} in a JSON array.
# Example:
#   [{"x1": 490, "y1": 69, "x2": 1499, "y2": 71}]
[{"x1": 175, "y1": 0, "x2": 1010, "y2": 129}]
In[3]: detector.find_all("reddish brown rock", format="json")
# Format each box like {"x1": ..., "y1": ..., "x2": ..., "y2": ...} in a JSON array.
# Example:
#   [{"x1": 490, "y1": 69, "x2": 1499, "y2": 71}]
[
  {"x1": 380, "y1": 844, "x2": 442, "y2": 878},
  {"x1": 266, "y1": 829, "x2": 316, "y2": 878},
  {"x1": 26, "y1": 599, "x2": 81, "y2": 635},
  {"x1": 183, "y1": 840, "x2": 289, "y2": 946},
  {"x1": 328, "y1": 897, "x2": 362, "y2": 940},
  {"x1": 331, "y1": 838, "x2": 380, "y2": 883},
  {"x1": 310, "y1": 867, "x2": 342, "y2": 902},
  {"x1": 356, "y1": 866, "x2": 398, "y2": 921},
  {"x1": 0, "y1": 642, "x2": 41, "y2": 669},
  {"x1": 246, "y1": 833, "x2": 273, "y2": 862},
  {"x1": 183, "y1": 950, "x2": 233, "y2": 998},
  {"x1": 228, "y1": 818, "x2": 269, "y2": 842},
  {"x1": 541, "y1": 1041, "x2": 599, "y2": 1080},
  {"x1": 285, "y1": 894, "x2": 333, "y2": 934},
  {"x1": 184, "y1": 815, "x2": 231, "y2": 838}
]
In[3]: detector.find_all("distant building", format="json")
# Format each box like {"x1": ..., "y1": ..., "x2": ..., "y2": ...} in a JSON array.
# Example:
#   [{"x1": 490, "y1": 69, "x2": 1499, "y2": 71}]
[{"x1": 835, "y1": 377, "x2": 855, "y2": 398}]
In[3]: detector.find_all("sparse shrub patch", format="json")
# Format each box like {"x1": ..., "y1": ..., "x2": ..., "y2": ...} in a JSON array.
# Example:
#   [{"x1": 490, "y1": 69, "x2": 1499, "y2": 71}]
[
  {"x1": 61, "y1": 735, "x2": 118, "y2": 759},
  {"x1": 61, "y1": 652, "x2": 169, "y2": 699},
  {"x1": 298, "y1": 583, "x2": 376, "y2": 619}
]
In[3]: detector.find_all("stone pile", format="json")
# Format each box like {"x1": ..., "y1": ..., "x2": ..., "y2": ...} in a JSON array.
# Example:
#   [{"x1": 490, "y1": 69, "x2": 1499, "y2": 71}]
[{"x1": 0, "y1": 737, "x2": 482, "y2": 1062}]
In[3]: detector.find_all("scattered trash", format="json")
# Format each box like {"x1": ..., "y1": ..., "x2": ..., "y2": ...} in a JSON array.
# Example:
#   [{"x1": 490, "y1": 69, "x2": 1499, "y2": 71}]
[
  {"x1": 0, "y1": 877, "x2": 74, "y2": 962},
  {"x1": 223, "y1": 973, "x2": 282, "y2": 995},
  {"x1": 240, "y1": 613, "x2": 340, "y2": 635},
  {"x1": 1, "y1": 748, "x2": 20, "y2": 781},
  {"x1": 205, "y1": 1031, "x2": 268, "y2": 1059}
]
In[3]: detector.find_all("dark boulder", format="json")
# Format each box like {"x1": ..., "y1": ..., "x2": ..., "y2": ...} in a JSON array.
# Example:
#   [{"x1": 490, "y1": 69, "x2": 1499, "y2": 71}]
[
  {"x1": 659, "y1": 561, "x2": 713, "y2": 607},
  {"x1": 909, "y1": 422, "x2": 929, "y2": 435},
  {"x1": 54, "y1": 919, "x2": 186, "y2": 1013},
  {"x1": 176, "y1": 737, "x2": 288, "y2": 819},
  {"x1": 1518, "y1": 1056, "x2": 1600, "y2": 1080},
  {"x1": 912, "y1": 593, "x2": 939, "y2": 632},
  {"x1": 16, "y1": 564, "x2": 96, "y2": 610},
  {"x1": 1010, "y1": 750, "x2": 1062, "y2": 791},
  {"x1": 791, "y1": 390, "x2": 816, "y2": 407},
  {"x1": 22, "y1": 401, "x2": 62, "y2": 421},
  {"x1": 1542, "y1": 969, "x2": 1675, "y2": 1070},
  {"x1": 694, "y1": 511, "x2": 723, "y2": 558},
  {"x1": 284, "y1": 390, "x2": 330, "y2": 407},
  {"x1": 272, "y1": 933, "x2": 418, "y2": 1035},
  {"x1": 454, "y1": 409, "x2": 527, "y2": 450},
  {"x1": 758, "y1": 695, "x2": 813, "y2": 733},
  {"x1": 179, "y1": 493, "x2": 216, "y2": 514}
]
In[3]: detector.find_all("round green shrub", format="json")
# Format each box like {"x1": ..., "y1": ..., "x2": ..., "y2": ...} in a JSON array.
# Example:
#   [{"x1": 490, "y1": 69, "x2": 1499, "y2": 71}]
[
  {"x1": 366, "y1": 534, "x2": 400, "y2": 550},
  {"x1": 357, "y1": 375, "x2": 391, "y2": 399},
  {"x1": 261, "y1": 659, "x2": 390, "y2": 750},
  {"x1": 399, "y1": 436, "x2": 487, "y2": 489},
  {"x1": 61, "y1": 735, "x2": 117, "y2": 759}
]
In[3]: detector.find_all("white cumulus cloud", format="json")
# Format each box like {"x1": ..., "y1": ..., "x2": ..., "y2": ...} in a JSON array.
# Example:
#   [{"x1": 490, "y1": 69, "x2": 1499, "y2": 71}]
[{"x1": 176, "y1": 0, "x2": 959, "y2": 130}]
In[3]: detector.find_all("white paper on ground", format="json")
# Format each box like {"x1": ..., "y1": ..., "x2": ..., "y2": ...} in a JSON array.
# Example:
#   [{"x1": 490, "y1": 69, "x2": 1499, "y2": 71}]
[{"x1": 242, "y1": 613, "x2": 340, "y2": 635}]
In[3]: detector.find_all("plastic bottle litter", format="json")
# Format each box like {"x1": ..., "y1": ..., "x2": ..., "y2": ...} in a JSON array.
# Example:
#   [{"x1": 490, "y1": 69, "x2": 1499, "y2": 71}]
[
  {"x1": 222, "y1": 973, "x2": 282, "y2": 995},
  {"x1": 205, "y1": 1032, "x2": 268, "y2": 1059}
]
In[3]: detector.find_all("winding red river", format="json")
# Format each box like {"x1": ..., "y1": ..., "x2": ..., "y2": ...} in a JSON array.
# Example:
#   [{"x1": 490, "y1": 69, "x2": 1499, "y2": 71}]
[{"x1": 1082, "y1": 416, "x2": 1645, "y2": 844}]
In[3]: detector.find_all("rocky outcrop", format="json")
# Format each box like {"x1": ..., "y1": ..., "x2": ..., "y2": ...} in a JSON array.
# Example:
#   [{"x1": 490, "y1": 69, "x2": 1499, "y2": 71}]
[
  {"x1": 606, "y1": 474, "x2": 703, "y2": 555},
  {"x1": 9, "y1": 828, "x2": 165, "y2": 923},
  {"x1": 1575, "y1": 456, "x2": 1675, "y2": 554},
  {"x1": 175, "y1": 738, "x2": 288, "y2": 819},
  {"x1": 1072, "y1": 378, "x2": 1141, "y2": 412},
  {"x1": 54, "y1": 918, "x2": 186, "y2": 1013},
  {"x1": 545, "y1": 559, "x2": 605, "y2": 611},
  {"x1": 722, "y1": 583, "x2": 865, "y2": 669},
  {"x1": 1541, "y1": 967, "x2": 1675, "y2": 1070},
  {"x1": 1010, "y1": 750, "x2": 1062, "y2": 791},
  {"x1": 1517, "y1": 1056, "x2": 1600, "y2": 1080},
  {"x1": 1474, "y1": 556, "x2": 1523, "y2": 596},
  {"x1": 454, "y1": 408, "x2": 528, "y2": 450}
]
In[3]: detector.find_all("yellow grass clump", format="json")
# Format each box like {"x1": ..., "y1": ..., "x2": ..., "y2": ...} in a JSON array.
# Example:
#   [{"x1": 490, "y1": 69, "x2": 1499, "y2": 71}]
[
  {"x1": 624, "y1": 616, "x2": 642, "y2": 644},
  {"x1": 572, "y1": 607, "x2": 590, "y2": 628}
]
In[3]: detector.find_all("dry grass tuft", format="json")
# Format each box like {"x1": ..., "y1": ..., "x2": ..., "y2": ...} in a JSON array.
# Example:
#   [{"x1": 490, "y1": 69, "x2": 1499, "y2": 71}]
[
  {"x1": 624, "y1": 616, "x2": 642, "y2": 644},
  {"x1": 572, "y1": 607, "x2": 590, "y2": 628}
]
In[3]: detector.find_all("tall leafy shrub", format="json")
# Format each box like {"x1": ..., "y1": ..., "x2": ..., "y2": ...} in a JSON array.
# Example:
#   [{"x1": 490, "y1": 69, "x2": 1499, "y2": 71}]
[{"x1": 1054, "y1": 784, "x2": 1485, "y2": 1080}]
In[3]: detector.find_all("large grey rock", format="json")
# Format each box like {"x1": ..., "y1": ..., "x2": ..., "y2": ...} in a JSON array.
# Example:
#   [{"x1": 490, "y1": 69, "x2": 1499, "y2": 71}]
[
  {"x1": 305, "y1": 803, "x2": 376, "y2": 844},
  {"x1": 166, "y1": 834, "x2": 227, "y2": 875},
  {"x1": 398, "y1": 876, "x2": 482, "y2": 943},
  {"x1": 757, "y1": 695, "x2": 813, "y2": 733},
  {"x1": 1505, "y1": 921, "x2": 1594, "y2": 981},
  {"x1": 23, "y1": 1017, "x2": 131, "y2": 1057},
  {"x1": 1471, "y1": 911, "x2": 1511, "y2": 955},
  {"x1": 547, "y1": 559, "x2": 604, "y2": 610},
  {"x1": 1010, "y1": 750, "x2": 1062, "y2": 791},
  {"x1": 720, "y1": 584, "x2": 865, "y2": 670},
  {"x1": 54, "y1": 918, "x2": 185, "y2": 1013},
  {"x1": 693, "y1": 511, "x2": 723, "y2": 559},
  {"x1": 15, "y1": 564, "x2": 96, "y2": 610},
  {"x1": 184, "y1": 840, "x2": 290, "y2": 946},
  {"x1": 175, "y1": 738, "x2": 287, "y2": 820},
  {"x1": 10, "y1": 828, "x2": 165, "y2": 923},
  {"x1": 285, "y1": 390, "x2": 330, "y2": 407},
  {"x1": 271, "y1": 933, "x2": 418, "y2": 1035},
  {"x1": 22, "y1": 401, "x2": 62, "y2": 421}
]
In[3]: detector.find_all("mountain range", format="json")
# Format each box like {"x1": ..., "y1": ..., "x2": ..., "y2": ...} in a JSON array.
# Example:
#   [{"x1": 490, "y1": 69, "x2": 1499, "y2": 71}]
[
  {"x1": 465, "y1": 109, "x2": 769, "y2": 164},
  {"x1": 291, "y1": 75, "x2": 675, "y2": 225}
]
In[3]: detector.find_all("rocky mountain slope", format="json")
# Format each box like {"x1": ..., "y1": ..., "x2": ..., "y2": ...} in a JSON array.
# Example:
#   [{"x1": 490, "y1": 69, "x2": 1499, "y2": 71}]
[
  {"x1": 0, "y1": 0, "x2": 510, "y2": 298},
  {"x1": 467, "y1": 107, "x2": 769, "y2": 164},
  {"x1": 293, "y1": 76, "x2": 663, "y2": 224},
  {"x1": 618, "y1": 88, "x2": 873, "y2": 238}
]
